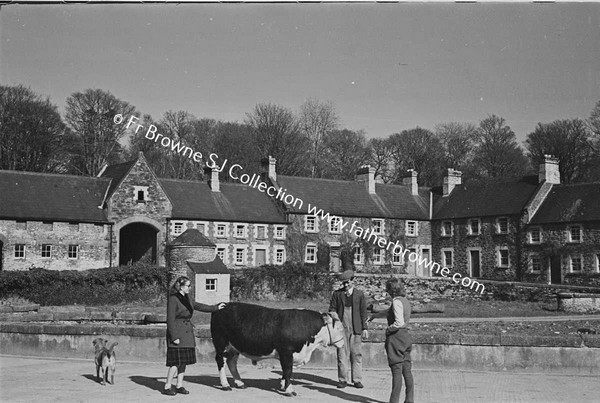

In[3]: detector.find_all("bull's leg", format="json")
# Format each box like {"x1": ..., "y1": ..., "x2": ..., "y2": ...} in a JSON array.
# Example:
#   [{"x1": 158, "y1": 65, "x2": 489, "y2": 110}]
[
  {"x1": 213, "y1": 337, "x2": 232, "y2": 391},
  {"x1": 226, "y1": 351, "x2": 246, "y2": 389},
  {"x1": 279, "y1": 350, "x2": 297, "y2": 396}
]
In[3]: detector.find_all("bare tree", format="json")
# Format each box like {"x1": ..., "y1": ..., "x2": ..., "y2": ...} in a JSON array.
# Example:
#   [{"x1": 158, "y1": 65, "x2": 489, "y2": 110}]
[
  {"x1": 321, "y1": 129, "x2": 370, "y2": 180},
  {"x1": 246, "y1": 103, "x2": 310, "y2": 176},
  {"x1": 298, "y1": 98, "x2": 339, "y2": 178},
  {"x1": 435, "y1": 122, "x2": 478, "y2": 171},
  {"x1": 589, "y1": 100, "x2": 600, "y2": 140},
  {"x1": 367, "y1": 137, "x2": 394, "y2": 183},
  {"x1": 526, "y1": 118, "x2": 598, "y2": 183},
  {"x1": 65, "y1": 89, "x2": 137, "y2": 176},
  {"x1": 0, "y1": 85, "x2": 69, "y2": 173},
  {"x1": 471, "y1": 115, "x2": 530, "y2": 181},
  {"x1": 388, "y1": 127, "x2": 445, "y2": 187}
]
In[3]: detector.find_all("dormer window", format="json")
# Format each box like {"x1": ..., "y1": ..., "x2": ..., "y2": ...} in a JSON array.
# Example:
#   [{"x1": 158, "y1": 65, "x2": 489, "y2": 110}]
[
  {"x1": 528, "y1": 227, "x2": 542, "y2": 244},
  {"x1": 568, "y1": 225, "x2": 583, "y2": 243},
  {"x1": 305, "y1": 216, "x2": 319, "y2": 233},
  {"x1": 441, "y1": 221, "x2": 453, "y2": 237},
  {"x1": 133, "y1": 186, "x2": 149, "y2": 203},
  {"x1": 372, "y1": 219, "x2": 384, "y2": 235}
]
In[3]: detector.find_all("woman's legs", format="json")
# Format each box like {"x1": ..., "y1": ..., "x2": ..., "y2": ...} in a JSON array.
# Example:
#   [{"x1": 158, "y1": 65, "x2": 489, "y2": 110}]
[
  {"x1": 402, "y1": 361, "x2": 414, "y2": 403},
  {"x1": 389, "y1": 362, "x2": 404, "y2": 403},
  {"x1": 176, "y1": 364, "x2": 187, "y2": 388},
  {"x1": 165, "y1": 366, "x2": 178, "y2": 390}
]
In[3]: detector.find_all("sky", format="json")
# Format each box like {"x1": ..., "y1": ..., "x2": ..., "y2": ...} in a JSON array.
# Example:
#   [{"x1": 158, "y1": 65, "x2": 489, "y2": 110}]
[{"x1": 1, "y1": 3, "x2": 599, "y2": 144}]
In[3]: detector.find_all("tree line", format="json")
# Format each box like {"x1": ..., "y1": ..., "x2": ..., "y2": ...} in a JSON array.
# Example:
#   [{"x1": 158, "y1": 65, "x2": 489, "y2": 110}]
[{"x1": 1, "y1": 84, "x2": 599, "y2": 186}]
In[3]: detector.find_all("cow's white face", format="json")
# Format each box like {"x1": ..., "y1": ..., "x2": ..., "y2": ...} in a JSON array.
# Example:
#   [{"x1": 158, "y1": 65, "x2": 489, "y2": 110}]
[{"x1": 288, "y1": 312, "x2": 345, "y2": 368}]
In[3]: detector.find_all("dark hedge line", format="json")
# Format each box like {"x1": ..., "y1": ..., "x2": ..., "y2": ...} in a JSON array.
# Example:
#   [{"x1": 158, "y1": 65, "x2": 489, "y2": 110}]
[
  {"x1": 0, "y1": 264, "x2": 168, "y2": 306},
  {"x1": 231, "y1": 263, "x2": 335, "y2": 300}
]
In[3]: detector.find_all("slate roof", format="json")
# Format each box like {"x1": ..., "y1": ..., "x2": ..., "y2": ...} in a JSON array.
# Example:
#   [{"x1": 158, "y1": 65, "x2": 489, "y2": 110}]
[
  {"x1": 530, "y1": 183, "x2": 600, "y2": 224},
  {"x1": 187, "y1": 259, "x2": 230, "y2": 274},
  {"x1": 170, "y1": 229, "x2": 215, "y2": 247},
  {"x1": 0, "y1": 170, "x2": 110, "y2": 223},
  {"x1": 432, "y1": 176, "x2": 540, "y2": 220},
  {"x1": 275, "y1": 175, "x2": 430, "y2": 220},
  {"x1": 99, "y1": 160, "x2": 137, "y2": 200},
  {"x1": 159, "y1": 179, "x2": 287, "y2": 224}
]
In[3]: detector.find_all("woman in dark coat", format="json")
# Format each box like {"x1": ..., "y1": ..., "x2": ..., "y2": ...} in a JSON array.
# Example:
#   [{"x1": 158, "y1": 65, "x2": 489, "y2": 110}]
[
  {"x1": 384, "y1": 277, "x2": 414, "y2": 403},
  {"x1": 163, "y1": 276, "x2": 225, "y2": 396}
]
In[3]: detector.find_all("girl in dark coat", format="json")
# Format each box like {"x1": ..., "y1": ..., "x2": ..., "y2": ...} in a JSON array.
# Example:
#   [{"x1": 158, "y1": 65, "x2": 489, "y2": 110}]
[
  {"x1": 385, "y1": 277, "x2": 414, "y2": 403},
  {"x1": 163, "y1": 276, "x2": 225, "y2": 396}
]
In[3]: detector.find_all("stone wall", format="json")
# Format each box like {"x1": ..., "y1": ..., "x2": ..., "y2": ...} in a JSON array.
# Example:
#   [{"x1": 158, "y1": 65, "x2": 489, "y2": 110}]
[
  {"x1": 0, "y1": 220, "x2": 110, "y2": 271},
  {"x1": 521, "y1": 222, "x2": 600, "y2": 285},
  {"x1": 432, "y1": 215, "x2": 522, "y2": 281},
  {"x1": 286, "y1": 213, "x2": 431, "y2": 274}
]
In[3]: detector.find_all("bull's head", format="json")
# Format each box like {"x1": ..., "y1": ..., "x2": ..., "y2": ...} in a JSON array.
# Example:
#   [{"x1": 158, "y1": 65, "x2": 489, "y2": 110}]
[{"x1": 322, "y1": 312, "x2": 345, "y2": 348}]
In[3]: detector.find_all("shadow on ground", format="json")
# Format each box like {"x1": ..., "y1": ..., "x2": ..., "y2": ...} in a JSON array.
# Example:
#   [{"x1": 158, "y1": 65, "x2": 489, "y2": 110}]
[{"x1": 129, "y1": 375, "x2": 165, "y2": 393}]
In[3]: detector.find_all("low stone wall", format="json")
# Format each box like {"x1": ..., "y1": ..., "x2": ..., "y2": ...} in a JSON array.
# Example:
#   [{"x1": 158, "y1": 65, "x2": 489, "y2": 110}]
[
  {"x1": 558, "y1": 293, "x2": 600, "y2": 314},
  {"x1": 353, "y1": 274, "x2": 600, "y2": 304},
  {"x1": 1, "y1": 322, "x2": 600, "y2": 375}
]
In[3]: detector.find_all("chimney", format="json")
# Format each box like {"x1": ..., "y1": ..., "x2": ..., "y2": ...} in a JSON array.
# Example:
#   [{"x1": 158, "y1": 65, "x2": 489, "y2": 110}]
[
  {"x1": 203, "y1": 166, "x2": 220, "y2": 192},
  {"x1": 402, "y1": 169, "x2": 419, "y2": 196},
  {"x1": 260, "y1": 156, "x2": 277, "y2": 182},
  {"x1": 355, "y1": 165, "x2": 376, "y2": 194},
  {"x1": 538, "y1": 154, "x2": 560, "y2": 184},
  {"x1": 443, "y1": 168, "x2": 462, "y2": 196}
]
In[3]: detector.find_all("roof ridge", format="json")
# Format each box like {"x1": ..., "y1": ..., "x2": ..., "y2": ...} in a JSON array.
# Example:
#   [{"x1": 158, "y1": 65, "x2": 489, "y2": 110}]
[{"x1": 0, "y1": 170, "x2": 111, "y2": 181}]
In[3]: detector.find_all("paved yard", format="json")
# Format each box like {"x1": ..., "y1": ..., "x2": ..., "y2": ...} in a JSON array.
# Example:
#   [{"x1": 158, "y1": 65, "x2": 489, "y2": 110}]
[{"x1": 1, "y1": 355, "x2": 598, "y2": 402}]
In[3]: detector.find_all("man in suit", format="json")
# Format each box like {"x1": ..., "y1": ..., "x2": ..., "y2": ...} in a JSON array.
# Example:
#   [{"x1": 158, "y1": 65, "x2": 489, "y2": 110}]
[{"x1": 329, "y1": 270, "x2": 369, "y2": 389}]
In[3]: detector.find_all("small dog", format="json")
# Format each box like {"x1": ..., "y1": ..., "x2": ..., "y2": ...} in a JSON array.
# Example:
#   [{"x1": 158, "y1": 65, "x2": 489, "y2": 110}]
[{"x1": 92, "y1": 338, "x2": 118, "y2": 385}]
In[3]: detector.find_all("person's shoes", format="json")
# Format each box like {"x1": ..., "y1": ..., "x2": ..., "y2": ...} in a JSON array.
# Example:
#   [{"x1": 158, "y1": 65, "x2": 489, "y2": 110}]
[
  {"x1": 175, "y1": 387, "x2": 190, "y2": 394},
  {"x1": 354, "y1": 382, "x2": 364, "y2": 389},
  {"x1": 337, "y1": 381, "x2": 347, "y2": 388},
  {"x1": 162, "y1": 388, "x2": 176, "y2": 396}
]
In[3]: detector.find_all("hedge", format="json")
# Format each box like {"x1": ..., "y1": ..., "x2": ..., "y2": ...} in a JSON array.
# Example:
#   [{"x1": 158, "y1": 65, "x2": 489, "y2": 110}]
[{"x1": 0, "y1": 264, "x2": 167, "y2": 306}]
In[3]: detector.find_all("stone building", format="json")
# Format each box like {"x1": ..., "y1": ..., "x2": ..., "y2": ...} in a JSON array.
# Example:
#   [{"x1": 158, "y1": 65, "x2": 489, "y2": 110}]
[{"x1": 272, "y1": 164, "x2": 432, "y2": 274}]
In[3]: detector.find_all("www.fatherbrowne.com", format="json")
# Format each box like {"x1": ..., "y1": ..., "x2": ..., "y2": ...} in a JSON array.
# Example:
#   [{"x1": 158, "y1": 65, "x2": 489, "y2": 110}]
[
  {"x1": 306, "y1": 205, "x2": 486, "y2": 295},
  {"x1": 114, "y1": 112, "x2": 484, "y2": 295}
]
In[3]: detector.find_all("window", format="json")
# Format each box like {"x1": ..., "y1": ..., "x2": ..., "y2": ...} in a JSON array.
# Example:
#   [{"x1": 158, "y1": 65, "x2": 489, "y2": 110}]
[
  {"x1": 372, "y1": 219, "x2": 384, "y2": 235},
  {"x1": 305, "y1": 243, "x2": 317, "y2": 263},
  {"x1": 206, "y1": 278, "x2": 217, "y2": 291},
  {"x1": 305, "y1": 216, "x2": 318, "y2": 233},
  {"x1": 529, "y1": 253, "x2": 542, "y2": 273},
  {"x1": 234, "y1": 247, "x2": 246, "y2": 265},
  {"x1": 596, "y1": 254, "x2": 600, "y2": 273},
  {"x1": 568, "y1": 225, "x2": 582, "y2": 243},
  {"x1": 570, "y1": 255, "x2": 583, "y2": 272},
  {"x1": 14, "y1": 244, "x2": 25, "y2": 259},
  {"x1": 16, "y1": 220, "x2": 27, "y2": 230},
  {"x1": 133, "y1": 186, "x2": 149, "y2": 203},
  {"x1": 235, "y1": 224, "x2": 247, "y2": 238},
  {"x1": 528, "y1": 227, "x2": 542, "y2": 244},
  {"x1": 353, "y1": 246, "x2": 364, "y2": 264},
  {"x1": 255, "y1": 225, "x2": 267, "y2": 240},
  {"x1": 372, "y1": 248, "x2": 383, "y2": 264},
  {"x1": 42, "y1": 221, "x2": 54, "y2": 231},
  {"x1": 496, "y1": 217, "x2": 508, "y2": 234},
  {"x1": 329, "y1": 218, "x2": 342, "y2": 234},
  {"x1": 274, "y1": 226, "x2": 286, "y2": 239},
  {"x1": 406, "y1": 221, "x2": 418, "y2": 237},
  {"x1": 497, "y1": 248, "x2": 510, "y2": 268},
  {"x1": 216, "y1": 245, "x2": 228, "y2": 264},
  {"x1": 442, "y1": 249, "x2": 454, "y2": 268},
  {"x1": 468, "y1": 219, "x2": 480, "y2": 235},
  {"x1": 441, "y1": 221, "x2": 453, "y2": 237},
  {"x1": 69, "y1": 222, "x2": 80, "y2": 231},
  {"x1": 275, "y1": 248, "x2": 286, "y2": 265},
  {"x1": 173, "y1": 222, "x2": 184, "y2": 235},
  {"x1": 41, "y1": 244, "x2": 52, "y2": 258},
  {"x1": 392, "y1": 251, "x2": 403, "y2": 265},
  {"x1": 216, "y1": 223, "x2": 228, "y2": 238},
  {"x1": 68, "y1": 245, "x2": 79, "y2": 259}
]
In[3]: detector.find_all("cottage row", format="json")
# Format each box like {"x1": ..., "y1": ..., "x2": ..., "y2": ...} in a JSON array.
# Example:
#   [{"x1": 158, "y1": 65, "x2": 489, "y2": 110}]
[{"x1": 1, "y1": 153, "x2": 598, "y2": 286}]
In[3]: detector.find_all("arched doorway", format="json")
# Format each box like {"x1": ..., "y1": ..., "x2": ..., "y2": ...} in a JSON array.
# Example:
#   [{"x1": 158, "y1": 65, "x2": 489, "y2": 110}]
[{"x1": 119, "y1": 223, "x2": 158, "y2": 265}]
